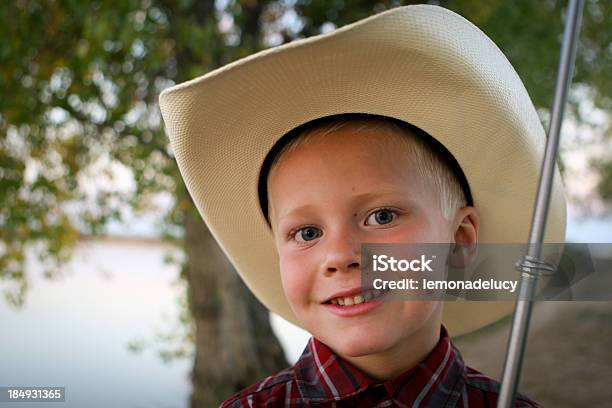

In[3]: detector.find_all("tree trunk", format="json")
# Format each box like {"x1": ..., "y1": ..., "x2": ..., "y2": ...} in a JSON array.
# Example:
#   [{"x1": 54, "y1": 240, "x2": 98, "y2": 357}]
[{"x1": 184, "y1": 205, "x2": 288, "y2": 407}]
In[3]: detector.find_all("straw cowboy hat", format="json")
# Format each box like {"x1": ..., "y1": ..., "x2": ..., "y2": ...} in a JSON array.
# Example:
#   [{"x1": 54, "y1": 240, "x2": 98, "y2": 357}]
[{"x1": 158, "y1": 4, "x2": 566, "y2": 336}]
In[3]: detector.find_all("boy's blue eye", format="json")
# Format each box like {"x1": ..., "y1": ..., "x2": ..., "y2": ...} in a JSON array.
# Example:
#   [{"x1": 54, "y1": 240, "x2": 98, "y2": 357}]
[
  {"x1": 295, "y1": 227, "x2": 321, "y2": 242},
  {"x1": 366, "y1": 209, "x2": 397, "y2": 225}
]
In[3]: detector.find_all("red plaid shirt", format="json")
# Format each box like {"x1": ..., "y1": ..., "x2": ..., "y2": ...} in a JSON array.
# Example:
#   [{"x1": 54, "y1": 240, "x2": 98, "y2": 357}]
[{"x1": 220, "y1": 326, "x2": 541, "y2": 407}]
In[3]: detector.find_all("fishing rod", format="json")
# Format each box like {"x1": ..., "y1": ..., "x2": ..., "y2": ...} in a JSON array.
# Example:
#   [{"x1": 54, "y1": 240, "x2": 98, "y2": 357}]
[{"x1": 497, "y1": 0, "x2": 584, "y2": 407}]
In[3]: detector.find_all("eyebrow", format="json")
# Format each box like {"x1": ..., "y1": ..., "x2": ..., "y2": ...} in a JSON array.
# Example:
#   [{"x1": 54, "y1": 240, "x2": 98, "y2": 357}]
[{"x1": 276, "y1": 204, "x2": 316, "y2": 222}]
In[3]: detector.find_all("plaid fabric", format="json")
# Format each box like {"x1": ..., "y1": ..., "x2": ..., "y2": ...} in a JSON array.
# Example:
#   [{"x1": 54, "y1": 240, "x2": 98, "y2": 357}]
[{"x1": 220, "y1": 326, "x2": 542, "y2": 407}]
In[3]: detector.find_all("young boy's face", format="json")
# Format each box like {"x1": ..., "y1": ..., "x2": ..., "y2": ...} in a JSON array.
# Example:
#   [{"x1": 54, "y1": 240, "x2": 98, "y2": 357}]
[{"x1": 267, "y1": 125, "x2": 477, "y2": 373}]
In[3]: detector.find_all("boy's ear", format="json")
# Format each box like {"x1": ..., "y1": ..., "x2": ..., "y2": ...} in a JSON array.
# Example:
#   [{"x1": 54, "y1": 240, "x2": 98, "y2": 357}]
[
  {"x1": 448, "y1": 207, "x2": 479, "y2": 268},
  {"x1": 452, "y1": 206, "x2": 479, "y2": 244}
]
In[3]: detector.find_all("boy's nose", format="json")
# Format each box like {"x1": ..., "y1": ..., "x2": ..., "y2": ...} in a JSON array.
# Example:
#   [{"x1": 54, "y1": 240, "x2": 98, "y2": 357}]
[{"x1": 321, "y1": 230, "x2": 361, "y2": 275}]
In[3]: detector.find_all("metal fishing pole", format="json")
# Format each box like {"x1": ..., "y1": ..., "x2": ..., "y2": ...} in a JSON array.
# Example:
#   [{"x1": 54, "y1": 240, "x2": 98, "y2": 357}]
[{"x1": 496, "y1": 0, "x2": 584, "y2": 407}]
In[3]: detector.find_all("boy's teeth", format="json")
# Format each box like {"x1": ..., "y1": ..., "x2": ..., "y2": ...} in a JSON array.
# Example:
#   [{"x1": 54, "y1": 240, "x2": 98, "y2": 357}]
[{"x1": 329, "y1": 289, "x2": 384, "y2": 306}]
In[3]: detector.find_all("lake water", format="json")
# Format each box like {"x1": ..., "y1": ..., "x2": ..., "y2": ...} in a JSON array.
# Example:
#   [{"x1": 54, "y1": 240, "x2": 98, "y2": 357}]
[{"x1": 0, "y1": 239, "x2": 193, "y2": 407}]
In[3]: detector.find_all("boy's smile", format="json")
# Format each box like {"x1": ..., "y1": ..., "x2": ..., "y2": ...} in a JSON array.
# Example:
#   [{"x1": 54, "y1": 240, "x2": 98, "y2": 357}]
[{"x1": 267, "y1": 125, "x2": 478, "y2": 380}]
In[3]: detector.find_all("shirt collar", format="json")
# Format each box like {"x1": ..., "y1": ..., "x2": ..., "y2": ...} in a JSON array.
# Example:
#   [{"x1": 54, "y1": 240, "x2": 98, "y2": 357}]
[{"x1": 293, "y1": 325, "x2": 466, "y2": 406}]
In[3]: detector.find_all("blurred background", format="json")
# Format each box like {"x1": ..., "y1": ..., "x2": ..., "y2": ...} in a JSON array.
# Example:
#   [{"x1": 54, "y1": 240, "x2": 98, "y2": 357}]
[{"x1": 1, "y1": 0, "x2": 611, "y2": 407}]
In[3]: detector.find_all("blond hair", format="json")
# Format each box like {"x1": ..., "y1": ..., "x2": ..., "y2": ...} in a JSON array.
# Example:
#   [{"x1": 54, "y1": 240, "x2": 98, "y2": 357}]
[{"x1": 267, "y1": 116, "x2": 469, "y2": 221}]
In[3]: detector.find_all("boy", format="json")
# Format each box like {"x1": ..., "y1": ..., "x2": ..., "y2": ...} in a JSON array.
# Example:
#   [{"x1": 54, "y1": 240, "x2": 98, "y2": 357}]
[{"x1": 159, "y1": 4, "x2": 566, "y2": 407}]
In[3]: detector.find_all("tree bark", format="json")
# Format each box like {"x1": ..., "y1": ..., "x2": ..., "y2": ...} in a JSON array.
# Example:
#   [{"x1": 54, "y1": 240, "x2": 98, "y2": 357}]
[{"x1": 184, "y1": 205, "x2": 288, "y2": 408}]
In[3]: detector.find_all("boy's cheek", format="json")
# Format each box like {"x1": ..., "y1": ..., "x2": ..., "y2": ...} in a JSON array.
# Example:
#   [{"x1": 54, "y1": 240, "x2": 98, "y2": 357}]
[{"x1": 279, "y1": 256, "x2": 316, "y2": 307}]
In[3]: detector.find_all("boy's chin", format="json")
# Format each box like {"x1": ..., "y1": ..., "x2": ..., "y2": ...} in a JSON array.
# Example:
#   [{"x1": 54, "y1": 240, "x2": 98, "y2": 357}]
[{"x1": 327, "y1": 335, "x2": 397, "y2": 359}]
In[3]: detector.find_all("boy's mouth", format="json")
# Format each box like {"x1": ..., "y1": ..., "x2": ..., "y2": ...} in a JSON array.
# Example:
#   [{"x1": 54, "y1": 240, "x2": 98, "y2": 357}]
[{"x1": 322, "y1": 288, "x2": 390, "y2": 306}]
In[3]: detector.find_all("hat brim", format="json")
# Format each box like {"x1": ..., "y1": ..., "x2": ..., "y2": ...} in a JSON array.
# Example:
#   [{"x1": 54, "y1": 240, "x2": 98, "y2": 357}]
[{"x1": 159, "y1": 4, "x2": 566, "y2": 337}]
